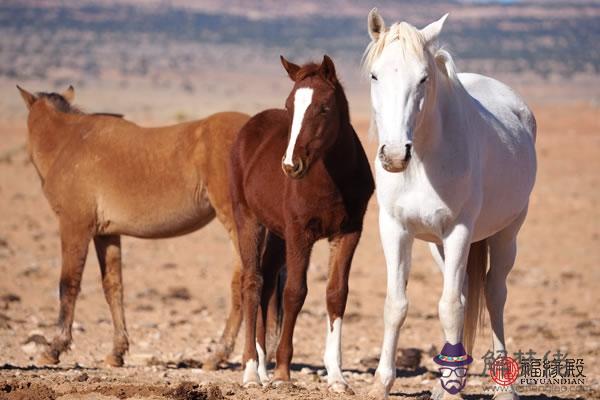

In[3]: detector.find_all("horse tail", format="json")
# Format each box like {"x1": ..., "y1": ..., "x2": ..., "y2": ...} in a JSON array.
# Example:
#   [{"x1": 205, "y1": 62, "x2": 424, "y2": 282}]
[
  {"x1": 266, "y1": 265, "x2": 286, "y2": 360},
  {"x1": 464, "y1": 239, "x2": 488, "y2": 356}
]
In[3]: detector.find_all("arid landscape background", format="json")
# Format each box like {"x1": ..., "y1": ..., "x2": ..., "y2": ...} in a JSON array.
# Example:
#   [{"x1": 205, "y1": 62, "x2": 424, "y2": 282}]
[{"x1": 0, "y1": 1, "x2": 599, "y2": 399}]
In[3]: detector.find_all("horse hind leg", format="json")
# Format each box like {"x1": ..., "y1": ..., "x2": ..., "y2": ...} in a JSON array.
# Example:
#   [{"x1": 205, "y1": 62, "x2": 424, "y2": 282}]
[
  {"x1": 39, "y1": 220, "x2": 92, "y2": 365},
  {"x1": 236, "y1": 210, "x2": 267, "y2": 387},
  {"x1": 485, "y1": 210, "x2": 528, "y2": 400},
  {"x1": 255, "y1": 232, "x2": 285, "y2": 385},
  {"x1": 203, "y1": 248, "x2": 243, "y2": 371},
  {"x1": 94, "y1": 234, "x2": 129, "y2": 367}
]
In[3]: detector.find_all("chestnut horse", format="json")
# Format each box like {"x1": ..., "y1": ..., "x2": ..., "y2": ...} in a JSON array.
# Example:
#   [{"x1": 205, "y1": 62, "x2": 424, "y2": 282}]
[
  {"x1": 16, "y1": 85, "x2": 282, "y2": 369},
  {"x1": 229, "y1": 55, "x2": 374, "y2": 393}
]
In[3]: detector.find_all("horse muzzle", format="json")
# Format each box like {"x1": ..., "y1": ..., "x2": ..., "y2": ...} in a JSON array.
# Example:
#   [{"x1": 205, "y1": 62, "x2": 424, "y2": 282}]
[
  {"x1": 379, "y1": 143, "x2": 412, "y2": 173},
  {"x1": 281, "y1": 157, "x2": 306, "y2": 179}
]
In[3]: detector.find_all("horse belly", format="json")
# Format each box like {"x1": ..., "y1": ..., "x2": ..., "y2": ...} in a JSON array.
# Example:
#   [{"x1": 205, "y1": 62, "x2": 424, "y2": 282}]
[{"x1": 96, "y1": 192, "x2": 216, "y2": 239}]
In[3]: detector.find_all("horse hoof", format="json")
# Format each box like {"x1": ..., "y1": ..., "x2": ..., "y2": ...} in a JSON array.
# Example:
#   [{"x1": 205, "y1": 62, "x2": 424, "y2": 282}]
[
  {"x1": 105, "y1": 354, "x2": 124, "y2": 367},
  {"x1": 367, "y1": 381, "x2": 389, "y2": 399},
  {"x1": 271, "y1": 379, "x2": 293, "y2": 389},
  {"x1": 328, "y1": 382, "x2": 354, "y2": 395},
  {"x1": 202, "y1": 356, "x2": 219, "y2": 371},
  {"x1": 243, "y1": 380, "x2": 262, "y2": 389},
  {"x1": 37, "y1": 350, "x2": 59, "y2": 366}
]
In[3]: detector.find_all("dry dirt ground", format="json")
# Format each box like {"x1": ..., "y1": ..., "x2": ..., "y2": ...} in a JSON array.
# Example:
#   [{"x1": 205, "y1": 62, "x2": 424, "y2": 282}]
[{"x1": 0, "y1": 104, "x2": 598, "y2": 399}]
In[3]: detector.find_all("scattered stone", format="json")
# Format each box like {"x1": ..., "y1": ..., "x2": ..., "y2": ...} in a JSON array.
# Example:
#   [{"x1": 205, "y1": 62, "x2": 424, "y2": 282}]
[
  {"x1": 135, "y1": 304, "x2": 155, "y2": 312},
  {"x1": 168, "y1": 381, "x2": 224, "y2": 400},
  {"x1": 76, "y1": 372, "x2": 89, "y2": 382},
  {"x1": 22, "y1": 334, "x2": 49, "y2": 346},
  {"x1": 396, "y1": 347, "x2": 422, "y2": 370},
  {"x1": 164, "y1": 287, "x2": 191, "y2": 301}
]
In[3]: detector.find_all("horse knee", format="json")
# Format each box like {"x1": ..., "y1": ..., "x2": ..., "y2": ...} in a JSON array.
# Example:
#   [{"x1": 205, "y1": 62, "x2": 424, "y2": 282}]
[
  {"x1": 284, "y1": 283, "x2": 307, "y2": 312},
  {"x1": 384, "y1": 295, "x2": 408, "y2": 327},
  {"x1": 438, "y1": 295, "x2": 464, "y2": 338}
]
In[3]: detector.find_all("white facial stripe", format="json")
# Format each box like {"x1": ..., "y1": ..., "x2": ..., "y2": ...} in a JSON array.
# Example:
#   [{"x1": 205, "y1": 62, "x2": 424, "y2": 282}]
[{"x1": 283, "y1": 87, "x2": 313, "y2": 166}]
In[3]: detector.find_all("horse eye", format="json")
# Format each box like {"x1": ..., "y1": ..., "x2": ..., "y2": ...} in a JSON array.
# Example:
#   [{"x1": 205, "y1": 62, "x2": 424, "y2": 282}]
[
  {"x1": 370, "y1": 73, "x2": 378, "y2": 81},
  {"x1": 419, "y1": 75, "x2": 428, "y2": 85},
  {"x1": 320, "y1": 105, "x2": 330, "y2": 114}
]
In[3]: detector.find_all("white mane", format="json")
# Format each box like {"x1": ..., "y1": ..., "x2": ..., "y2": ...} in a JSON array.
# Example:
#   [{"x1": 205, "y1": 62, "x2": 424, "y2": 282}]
[{"x1": 362, "y1": 21, "x2": 463, "y2": 90}]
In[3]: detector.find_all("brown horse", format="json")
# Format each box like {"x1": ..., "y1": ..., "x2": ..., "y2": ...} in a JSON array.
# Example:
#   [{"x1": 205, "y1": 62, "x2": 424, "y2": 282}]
[
  {"x1": 16, "y1": 85, "x2": 281, "y2": 369},
  {"x1": 229, "y1": 55, "x2": 374, "y2": 393}
]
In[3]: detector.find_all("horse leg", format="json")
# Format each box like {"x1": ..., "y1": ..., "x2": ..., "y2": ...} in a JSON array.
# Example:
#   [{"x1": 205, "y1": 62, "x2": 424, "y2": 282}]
[
  {"x1": 370, "y1": 210, "x2": 413, "y2": 399},
  {"x1": 271, "y1": 233, "x2": 311, "y2": 384},
  {"x1": 485, "y1": 211, "x2": 527, "y2": 400},
  {"x1": 237, "y1": 212, "x2": 266, "y2": 387},
  {"x1": 39, "y1": 220, "x2": 92, "y2": 365},
  {"x1": 94, "y1": 235, "x2": 128, "y2": 367},
  {"x1": 255, "y1": 232, "x2": 285, "y2": 385},
  {"x1": 431, "y1": 224, "x2": 473, "y2": 400},
  {"x1": 204, "y1": 248, "x2": 243, "y2": 371},
  {"x1": 323, "y1": 231, "x2": 361, "y2": 394}
]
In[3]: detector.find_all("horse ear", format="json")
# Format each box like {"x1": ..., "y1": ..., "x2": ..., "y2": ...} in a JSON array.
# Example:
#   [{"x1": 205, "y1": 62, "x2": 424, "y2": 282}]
[
  {"x1": 280, "y1": 55, "x2": 301, "y2": 81},
  {"x1": 368, "y1": 8, "x2": 385, "y2": 41},
  {"x1": 420, "y1": 13, "x2": 448, "y2": 47},
  {"x1": 320, "y1": 55, "x2": 337, "y2": 84},
  {"x1": 16, "y1": 85, "x2": 36, "y2": 110},
  {"x1": 62, "y1": 85, "x2": 75, "y2": 103}
]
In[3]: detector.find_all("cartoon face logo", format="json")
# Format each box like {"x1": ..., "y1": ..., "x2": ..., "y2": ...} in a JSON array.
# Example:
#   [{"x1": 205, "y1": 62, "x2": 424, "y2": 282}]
[
  {"x1": 439, "y1": 366, "x2": 468, "y2": 394},
  {"x1": 433, "y1": 342, "x2": 473, "y2": 395}
]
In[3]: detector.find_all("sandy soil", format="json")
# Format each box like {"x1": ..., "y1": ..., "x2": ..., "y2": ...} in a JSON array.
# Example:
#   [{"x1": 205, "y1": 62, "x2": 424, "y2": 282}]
[{"x1": 0, "y1": 103, "x2": 598, "y2": 399}]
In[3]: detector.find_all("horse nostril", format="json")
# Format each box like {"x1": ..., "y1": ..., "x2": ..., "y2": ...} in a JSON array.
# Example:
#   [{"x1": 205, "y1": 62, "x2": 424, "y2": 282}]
[
  {"x1": 404, "y1": 143, "x2": 412, "y2": 161},
  {"x1": 379, "y1": 144, "x2": 387, "y2": 159}
]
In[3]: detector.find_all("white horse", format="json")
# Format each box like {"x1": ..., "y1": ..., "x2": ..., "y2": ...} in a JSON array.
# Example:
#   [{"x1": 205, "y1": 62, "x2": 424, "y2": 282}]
[{"x1": 363, "y1": 9, "x2": 537, "y2": 400}]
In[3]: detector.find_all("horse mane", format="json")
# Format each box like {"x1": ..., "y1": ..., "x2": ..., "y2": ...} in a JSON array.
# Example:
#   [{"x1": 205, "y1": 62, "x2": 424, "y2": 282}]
[
  {"x1": 362, "y1": 20, "x2": 462, "y2": 87},
  {"x1": 35, "y1": 92, "x2": 124, "y2": 118},
  {"x1": 36, "y1": 92, "x2": 83, "y2": 114},
  {"x1": 362, "y1": 22, "x2": 427, "y2": 74}
]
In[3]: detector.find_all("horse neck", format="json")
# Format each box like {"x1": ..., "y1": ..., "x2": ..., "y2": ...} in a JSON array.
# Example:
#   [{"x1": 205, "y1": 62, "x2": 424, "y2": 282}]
[
  {"x1": 324, "y1": 88, "x2": 357, "y2": 174},
  {"x1": 27, "y1": 104, "x2": 80, "y2": 179},
  {"x1": 413, "y1": 66, "x2": 469, "y2": 162}
]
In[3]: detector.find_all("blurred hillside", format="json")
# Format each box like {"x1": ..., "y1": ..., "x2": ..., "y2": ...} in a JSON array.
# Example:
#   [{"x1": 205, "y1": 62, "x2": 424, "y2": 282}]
[{"x1": 1, "y1": 0, "x2": 598, "y2": 122}]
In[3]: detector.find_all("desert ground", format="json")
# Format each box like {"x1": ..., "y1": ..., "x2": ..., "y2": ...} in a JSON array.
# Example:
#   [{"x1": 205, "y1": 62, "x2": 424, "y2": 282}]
[{"x1": 0, "y1": 96, "x2": 598, "y2": 399}]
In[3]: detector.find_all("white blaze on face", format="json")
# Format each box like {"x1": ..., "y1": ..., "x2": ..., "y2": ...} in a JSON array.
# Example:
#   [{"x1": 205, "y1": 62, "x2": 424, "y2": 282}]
[{"x1": 283, "y1": 87, "x2": 314, "y2": 166}]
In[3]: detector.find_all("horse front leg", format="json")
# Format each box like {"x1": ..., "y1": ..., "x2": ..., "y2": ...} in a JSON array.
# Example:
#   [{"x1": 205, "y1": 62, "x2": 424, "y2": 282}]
[
  {"x1": 432, "y1": 224, "x2": 473, "y2": 400},
  {"x1": 370, "y1": 210, "x2": 413, "y2": 399},
  {"x1": 271, "y1": 232, "x2": 311, "y2": 385},
  {"x1": 323, "y1": 231, "x2": 361, "y2": 394},
  {"x1": 204, "y1": 248, "x2": 243, "y2": 371}
]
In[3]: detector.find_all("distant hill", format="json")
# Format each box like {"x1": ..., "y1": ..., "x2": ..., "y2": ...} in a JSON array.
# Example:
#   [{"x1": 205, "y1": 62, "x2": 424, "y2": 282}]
[{"x1": 1, "y1": 0, "x2": 598, "y2": 82}]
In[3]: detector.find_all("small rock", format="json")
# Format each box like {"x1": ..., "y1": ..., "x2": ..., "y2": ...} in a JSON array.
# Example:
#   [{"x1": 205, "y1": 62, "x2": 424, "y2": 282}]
[
  {"x1": 396, "y1": 347, "x2": 422, "y2": 370},
  {"x1": 164, "y1": 287, "x2": 191, "y2": 301},
  {"x1": 76, "y1": 372, "x2": 89, "y2": 382}
]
